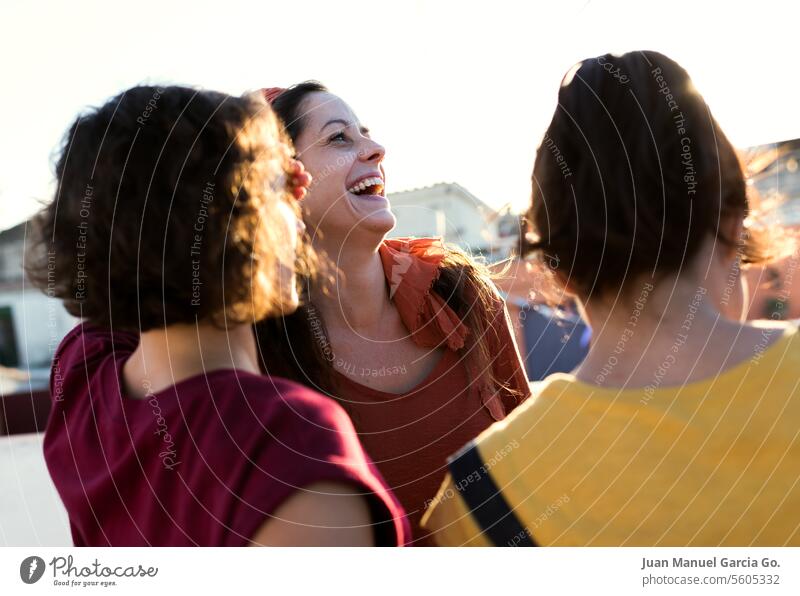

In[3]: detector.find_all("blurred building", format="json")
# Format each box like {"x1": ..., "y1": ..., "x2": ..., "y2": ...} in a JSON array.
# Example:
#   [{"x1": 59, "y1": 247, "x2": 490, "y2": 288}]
[
  {"x1": 0, "y1": 221, "x2": 74, "y2": 435},
  {"x1": 0, "y1": 222, "x2": 75, "y2": 371},
  {"x1": 747, "y1": 138, "x2": 800, "y2": 222},
  {"x1": 388, "y1": 182, "x2": 587, "y2": 380},
  {"x1": 742, "y1": 138, "x2": 800, "y2": 320},
  {"x1": 388, "y1": 182, "x2": 521, "y2": 262}
]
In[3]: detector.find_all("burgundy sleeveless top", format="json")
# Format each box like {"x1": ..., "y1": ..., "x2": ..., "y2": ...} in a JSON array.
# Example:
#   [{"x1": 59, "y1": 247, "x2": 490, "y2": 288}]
[{"x1": 45, "y1": 323, "x2": 409, "y2": 546}]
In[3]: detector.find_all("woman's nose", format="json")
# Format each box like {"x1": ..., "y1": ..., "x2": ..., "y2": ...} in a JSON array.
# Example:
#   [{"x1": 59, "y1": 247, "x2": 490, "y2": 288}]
[{"x1": 358, "y1": 138, "x2": 385, "y2": 163}]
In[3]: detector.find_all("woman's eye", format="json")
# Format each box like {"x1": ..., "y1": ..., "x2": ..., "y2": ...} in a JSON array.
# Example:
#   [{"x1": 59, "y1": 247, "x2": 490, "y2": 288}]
[{"x1": 328, "y1": 132, "x2": 347, "y2": 143}]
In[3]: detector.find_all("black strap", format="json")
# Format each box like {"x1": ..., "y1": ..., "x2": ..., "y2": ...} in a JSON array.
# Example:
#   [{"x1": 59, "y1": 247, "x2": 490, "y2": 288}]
[{"x1": 447, "y1": 442, "x2": 537, "y2": 547}]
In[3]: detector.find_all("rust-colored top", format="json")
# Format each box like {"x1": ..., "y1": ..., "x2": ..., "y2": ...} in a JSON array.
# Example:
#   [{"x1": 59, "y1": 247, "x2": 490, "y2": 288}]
[{"x1": 334, "y1": 237, "x2": 532, "y2": 544}]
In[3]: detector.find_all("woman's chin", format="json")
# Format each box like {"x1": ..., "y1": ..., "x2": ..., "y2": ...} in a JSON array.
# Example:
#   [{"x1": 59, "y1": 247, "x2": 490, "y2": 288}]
[
  {"x1": 346, "y1": 193, "x2": 396, "y2": 233},
  {"x1": 361, "y1": 208, "x2": 396, "y2": 235}
]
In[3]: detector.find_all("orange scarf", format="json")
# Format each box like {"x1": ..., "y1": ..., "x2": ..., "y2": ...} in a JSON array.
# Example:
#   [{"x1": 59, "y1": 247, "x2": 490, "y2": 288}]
[{"x1": 377, "y1": 237, "x2": 507, "y2": 420}]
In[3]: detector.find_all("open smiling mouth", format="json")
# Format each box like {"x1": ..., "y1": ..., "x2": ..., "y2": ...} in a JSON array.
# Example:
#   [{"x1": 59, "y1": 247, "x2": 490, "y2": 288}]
[{"x1": 347, "y1": 176, "x2": 385, "y2": 199}]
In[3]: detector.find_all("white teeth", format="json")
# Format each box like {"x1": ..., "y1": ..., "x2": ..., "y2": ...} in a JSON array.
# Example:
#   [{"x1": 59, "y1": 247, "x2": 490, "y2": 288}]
[{"x1": 348, "y1": 177, "x2": 383, "y2": 194}]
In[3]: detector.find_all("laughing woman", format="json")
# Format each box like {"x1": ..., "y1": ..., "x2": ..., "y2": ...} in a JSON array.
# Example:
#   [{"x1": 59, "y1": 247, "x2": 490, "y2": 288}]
[{"x1": 255, "y1": 83, "x2": 532, "y2": 543}]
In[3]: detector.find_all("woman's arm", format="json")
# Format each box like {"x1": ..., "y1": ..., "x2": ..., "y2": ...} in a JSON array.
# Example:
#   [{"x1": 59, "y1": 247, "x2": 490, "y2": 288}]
[{"x1": 249, "y1": 482, "x2": 375, "y2": 546}]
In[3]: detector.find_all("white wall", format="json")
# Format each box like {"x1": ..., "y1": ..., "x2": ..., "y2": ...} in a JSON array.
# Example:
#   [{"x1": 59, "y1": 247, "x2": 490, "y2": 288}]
[
  {"x1": 389, "y1": 184, "x2": 495, "y2": 254},
  {"x1": 0, "y1": 432, "x2": 71, "y2": 546},
  {"x1": 0, "y1": 288, "x2": 76, "y2": 370}
]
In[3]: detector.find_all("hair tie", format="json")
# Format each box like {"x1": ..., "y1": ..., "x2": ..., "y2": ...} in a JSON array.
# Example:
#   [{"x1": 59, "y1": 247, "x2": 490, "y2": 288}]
[{"x1": 261, "y1": 87, "x2": 287, "y2": 104}]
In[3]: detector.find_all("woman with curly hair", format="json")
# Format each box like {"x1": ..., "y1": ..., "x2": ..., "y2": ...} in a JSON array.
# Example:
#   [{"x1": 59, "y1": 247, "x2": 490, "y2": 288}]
[
  {"x1": 26, "y1": 85, "x2": 408, "y2": 546},
  {"x1": 256, "y1": 83, "x2": 532, "y2": 543}
]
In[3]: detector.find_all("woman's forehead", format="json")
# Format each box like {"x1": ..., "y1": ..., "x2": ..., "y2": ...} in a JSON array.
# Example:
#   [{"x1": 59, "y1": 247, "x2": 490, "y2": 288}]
[{"x1": 303, "y1": 92, "x2": 358, "y2": 129}]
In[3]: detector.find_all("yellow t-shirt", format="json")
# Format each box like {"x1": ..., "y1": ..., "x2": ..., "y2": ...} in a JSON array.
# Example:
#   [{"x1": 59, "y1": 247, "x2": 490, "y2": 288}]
[{"x1": 421, "y1": 326, "x2": 800, "y2": 546}]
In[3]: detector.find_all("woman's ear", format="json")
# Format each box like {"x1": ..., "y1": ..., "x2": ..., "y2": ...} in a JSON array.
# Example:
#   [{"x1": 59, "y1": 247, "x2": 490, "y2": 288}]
[{"x1": 716, "y1": 213, "x2": 749, "y2": 321}]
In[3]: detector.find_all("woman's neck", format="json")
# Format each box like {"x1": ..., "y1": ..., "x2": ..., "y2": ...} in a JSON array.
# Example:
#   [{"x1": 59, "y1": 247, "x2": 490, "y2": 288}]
[
  {"x1": 573, "y1": 276, "x2": 781, "y2": 389},
  {"x1": 123, "y1": 323, "x2": 259, "y2": 398},
  {"x1": 311, "y1": 237, "x2": 392, "y2": 332}
]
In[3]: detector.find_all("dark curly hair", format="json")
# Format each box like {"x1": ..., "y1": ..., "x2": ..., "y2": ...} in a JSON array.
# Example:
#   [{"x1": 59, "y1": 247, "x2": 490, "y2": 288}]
[
  {"x1": 524, "y1": 51, "x2": 778, "y2": 300},
  {"x1": 26, "y1": 85, "x2": 310, "y2": 330}
]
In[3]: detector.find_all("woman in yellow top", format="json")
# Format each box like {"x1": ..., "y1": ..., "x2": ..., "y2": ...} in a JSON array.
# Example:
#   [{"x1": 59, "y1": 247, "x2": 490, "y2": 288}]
[{"x1": 422, "y1": 50, "x2": 800, "y2": 546}]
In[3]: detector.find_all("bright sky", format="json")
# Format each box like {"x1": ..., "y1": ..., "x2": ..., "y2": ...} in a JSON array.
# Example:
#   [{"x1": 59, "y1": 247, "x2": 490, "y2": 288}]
[{"x1": 1, "y1": 0, "x2": 798, "y2": 230}]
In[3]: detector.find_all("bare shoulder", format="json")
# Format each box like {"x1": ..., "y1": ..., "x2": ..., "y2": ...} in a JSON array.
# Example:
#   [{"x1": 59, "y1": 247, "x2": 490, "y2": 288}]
[{"x1": 249, "y1": 482, "x2": 375, "y2": 547}]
